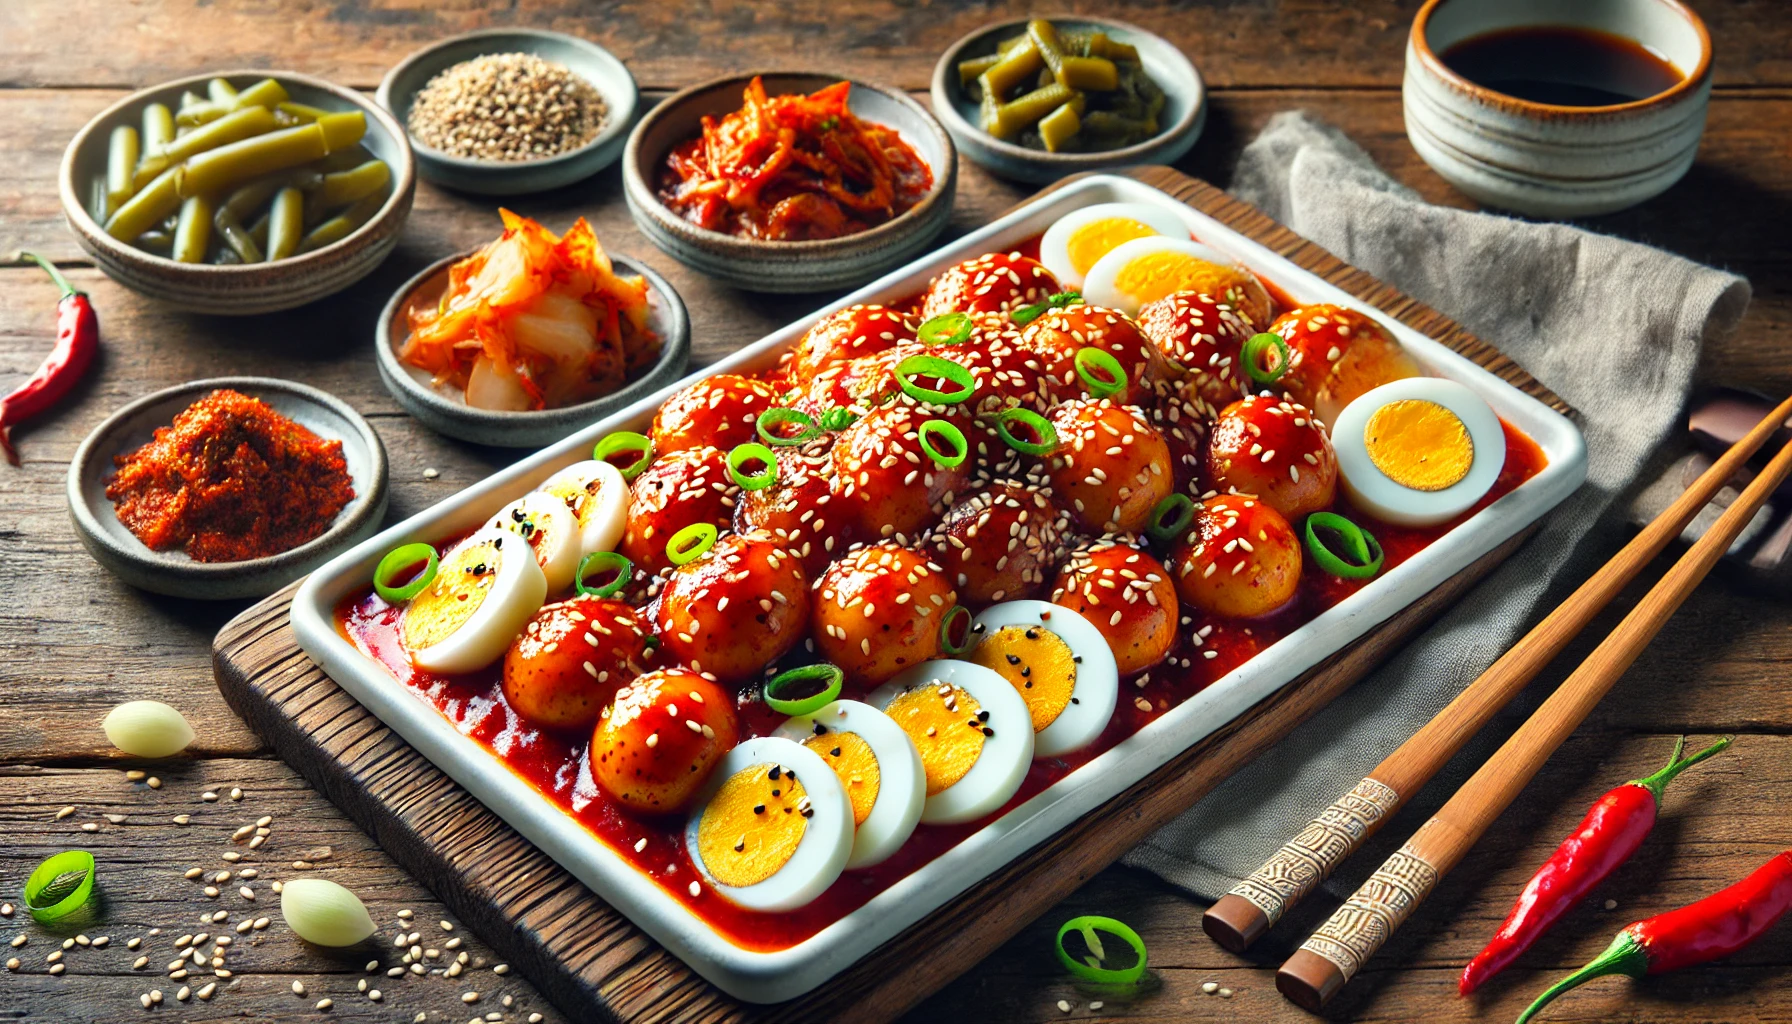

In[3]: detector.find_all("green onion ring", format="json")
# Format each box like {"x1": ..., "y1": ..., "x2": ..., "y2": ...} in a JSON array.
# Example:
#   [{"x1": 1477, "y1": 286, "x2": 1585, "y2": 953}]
[
  {"x1": 1145, "y1": 494, "x2": 1196, "y2": 544},
  {"x1": 1055, "y1": 915, "x2": 1148, "y2": 986},
  {"x1": 764, "y1": 664, "x2": 845, "y2": 717},
  {"x1": 1304, "y1": 512, "x2": 1384, "y2": 579},
  {"x1": 1074, "y1": 346, "x2": 1128, "y2": 400},
  {"x1": 894, "y1": 354, "x2": 976, "y2": 406},
  {"x1": 24, "y1": 850, "x2": 96, "y2": 924},
  {"x1": 666, "y1": 523, "x2": 719, "y2": 566},
  {"x1": 728, "y1": 442, "x2": 779, "y2": 491},
  {"x1": 756, "y1": 407, "x2": 823, "y2": 447},
  {"x1": 1010, "y1": 290, "x2": 1083, "y2": 327},
  {"x1": 993, "y1": 407, "x2": 1058, "y2": 456},
  {"x1": 938, "y1": 605, "x2": 975, "y2": 656},
  {"x1": 917, "y1": 419, "x2": 968, "y2": 469},
  {"x1": 819, "y1": 406, "x2": 858, "y2": 431},
  {"x1": 593, "y1": 431, "x2": 654, "y2": 481},
  {"x1": 917, "y1": 312, "x2": 975, "y2": 347},
  {"x1": 574, "y1": 551, "x2": 633, "y2": 598},
  {"x1": 373, "y1": 543, "x2": 439, "y2": 603},
  {"x1": 1242, "y1": 332, "x2": 1291, "y2": 386}
]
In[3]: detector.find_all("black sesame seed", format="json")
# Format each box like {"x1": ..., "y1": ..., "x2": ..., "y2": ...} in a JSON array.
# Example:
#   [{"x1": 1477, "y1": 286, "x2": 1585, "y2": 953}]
[
  {"x1": 1005, "y1": 654, "x2": 1021, "y2": 666},
  {"x1": 1071, "y1": 697, "x2": 1080, "y2": 704},
  {"x1": 830, "y1": 747, "x2": 842, "y2": 757},
  {"x1": 1025, "y1": 628, "x2": 1041, "y2": 640},
  {"x1": 768, "y1": 766, "x2": 782, "y2": 780},
  {"x1": 1073, "y1": 656, "x2": 1083, "y2": 664},
  {"x1": 771, "y1": 789, "x2": 781, "y2": 798},
  {"x1": 981, "y1": 727, "x2": 995, "y2": 737},
  {"x1": 800, "y1": 807, "x2": 814, "y2": 818},
  {"x1": 977, "y1": 710, "x2": 990, "y2": 722},
  {"x1": 753, "y1": 804, "x2": 765, "y2": 815},
  {"x1": 812, "y1": 722, "x2": 827, "y2": 736},
  {"x1": 1020, "y1": 667, "x2": 1031, "y2": 677}
]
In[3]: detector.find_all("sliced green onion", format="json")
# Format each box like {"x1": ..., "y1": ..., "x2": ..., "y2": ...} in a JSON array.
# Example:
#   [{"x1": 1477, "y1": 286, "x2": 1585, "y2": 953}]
[
  {"x1": 938, "y1": 605, "x2": 974, "y2": 656},
  {"x1": 894, "y1": 354, "x2": 976, "y2": 405},
  {"x1": 1145, "y1": 494, "x2": 1196, "y2": 544},
  {"x1": 1242, "y1": 332, "x2": 1291, "y2": 386},
  {"x1": 574, "y1": 551, "x2": 633, "y2": 598},
  {"x1": 756, "y1": 407, "x2": 822, "y2": 447},
  {"x1": 1074, "y1": 346, "x2": 1127, "y2": 400},
  {"x1": 593, "y1": 431, "x2": 653, "y2": 480},
  {"x1": 820, "y1": 406, "x2": 858, "y2": 431},
  {"x1": 917, "y1": 419, "x2": 968, "y2": 469},
  {"x1": 764, "y1": 664, "x2": 845, "y2": 717},
  {"x1": 24, "y1": 850, "x2": 96, "y2": 923},
  {"x1": 728, "y1": 442, "x2": 779, "y2": 491},
  {"x1": 1055, "y1": 915, "x2": 1148, "y2": 986},
  {"x1": 666, "y1": 523, "x2": 718, "y2": 566},
  {"x1": 1304, "y1": 512, "x2": 1384, "y2": 579},
  {"x1": 993, "y1": 407, "x2": 1058, "y2": 456},
  {"x1": 373, "y1": 543, "x2": 438, "y2": 603},
  {"x1": 1010, "y1": 290, "x2": 1082, "y2": 327},
  {"x1": 917, "y1": 311, "x2": 975, "y2": 347}
]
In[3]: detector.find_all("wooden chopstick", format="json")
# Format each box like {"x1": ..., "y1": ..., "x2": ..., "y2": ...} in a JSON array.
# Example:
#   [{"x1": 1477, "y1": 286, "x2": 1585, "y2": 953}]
[
  {"x1": 1273, "y1": 427, "x2": 1792, "y2": 1011},
  {"x1": 1204, "y1": 393, "x2": 1792, "y2": 953}
]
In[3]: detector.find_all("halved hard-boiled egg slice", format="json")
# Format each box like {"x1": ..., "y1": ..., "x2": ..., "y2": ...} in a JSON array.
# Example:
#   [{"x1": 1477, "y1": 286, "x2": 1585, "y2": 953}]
[
  {"x1": 775, "y1": 699, "x2": 925, "y2": 869},
  {"x1": 966, "y1": 601, "x2": 1118, "y2": 758},
  {"x1": 1331, "y1": 378, "x2": 1507, "y2": 527},
  {"x1": 869, "y1": 660, "x2": 1034, "y2": 825},
  {"x1": 486, "y1": 491, "x2": 581, "y2": 593},
  {"x1": 1082, "y1": 237, "x2": 1257, "y2": 318},
  {"x1": 401, "y1": 527, "x2": 547, "y2": 674},
  {"x1": 685, "y1": 736, "x2": 853, "y2": 911},
  {"x1": 1038, "y1": 203, "x2": 1190, "y2": 290},
  {"x1": 537, "y1": 459, "x2": 630, "y2": 557}
]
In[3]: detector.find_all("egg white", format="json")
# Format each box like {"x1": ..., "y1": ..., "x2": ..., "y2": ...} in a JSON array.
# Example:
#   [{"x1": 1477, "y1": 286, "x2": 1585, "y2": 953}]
[
  {"x1": 1082, "y1": 236, "x2": 1247, "y2": 317},
  {"x1": 684, "y1": 736, "x2": 854, "y2": 912},
  {"x1": 486, "y1": 491, "x2": 582, "y2": 593},
  {"x1": 1038, "y1": 203, "x2": 1190, "y2": 290},
  {"x1": 870, "y1": 659, "x2": 1035, "y2": 826},
  {"x1": 970, "y1": 600, "x2": 1119, "y2": 757},
  {"x1": 407, "y1": 526, "x2": 548, "y2": 674},
  {"x1": 536, "y1": 459, "x2": 630, "y2": 557},
  {"x1": 1331, "y1": 377, "x2": 1507, "y2": 527},
  {"x1": 775, "y1": 700, "x2": 925, "y2": 869}
]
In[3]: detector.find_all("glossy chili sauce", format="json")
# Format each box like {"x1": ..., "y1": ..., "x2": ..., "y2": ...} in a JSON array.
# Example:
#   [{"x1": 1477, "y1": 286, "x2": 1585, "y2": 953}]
[{"x1": 337, "y1": 249, "x2": 1550, "y2": 952}]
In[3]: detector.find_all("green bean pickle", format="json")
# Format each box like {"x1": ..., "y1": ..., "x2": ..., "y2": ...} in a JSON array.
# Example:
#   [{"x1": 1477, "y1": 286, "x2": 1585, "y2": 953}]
[
  {"x1": 106, "y1": 125, "x2": 139, "y2": 212},
  {"x1": 172, "y1": 194, "x2": 214, "y2": 263},
  {"x1": 964, "y1": 18, "x2": 1167, "y2": 153},
  {"x1": 266, "y1": 187, "x2": 305, "y2": 261}
]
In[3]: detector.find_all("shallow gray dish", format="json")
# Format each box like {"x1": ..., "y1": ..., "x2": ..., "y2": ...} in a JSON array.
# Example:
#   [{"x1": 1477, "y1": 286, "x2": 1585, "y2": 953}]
[
  {"x1": 622, "y1": 72, "x2": 956, "y2": 293},
  {"x1": 68, "y1": 378, "x2": 389, "y2": 601},
  {"x1": 376, "y1": 250, "x2": 690, "y2": 448},
  {"x1": 930, "y1": 17, "x2": 1205, "y2": 184},
  {"x1": 377, "y1": 29, "x2": 639, "y2": 196}
]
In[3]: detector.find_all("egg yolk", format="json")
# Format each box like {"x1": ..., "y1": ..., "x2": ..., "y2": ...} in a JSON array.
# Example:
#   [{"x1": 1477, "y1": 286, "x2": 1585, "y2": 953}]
[
  {"x1": 545, "y1": 475, "x2": 603, "y2": 529},
  {"x1": 886, "y1": 684, "x2": 986, "y2": 796},
  {"x1": 1364, "y1": 399, "x2": 1474, "y2": 492},
  {"x1": 1112, "y1": 252, "x2": 1245, "y2": 308},
  {"x1": 696, "y1": 762, "x2": 810, "y2": 888},
  {"x1": 401, "y1": 540, "x2": 498, "y2": 651},
  {"x1": 498, "y1": 503, "x2": 557, "y2": 566},
  {"x1": 1068, "y1": 218, "x2": 1160, "y2": 277},
  {"x1": 804, "y1": 729, "x2": 881, "y2": 827},
  {"x1": 971, "y1": 625, "x2": 1076, "y2": 733}
]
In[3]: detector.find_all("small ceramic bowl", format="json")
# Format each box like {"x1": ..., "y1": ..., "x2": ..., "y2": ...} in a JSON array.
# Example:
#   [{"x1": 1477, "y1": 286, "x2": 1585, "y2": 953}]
[
  {"x1": 622, "y1": 72, "x2": 956, "y2": 293},
  {"x1": 68, "y1": 378, "x2": 389, "y2": 601},
  {"x1": 1404, "y1": 0, "x2": 1712, "y2": 218},
  {"x1": 376, "y1": 250, "x2": 690, "y2": 448},
  {"x1": 931, "y1": 17, "x2": 1205, "y2": 184},
  {"x1": 59, "y1": 70, "x2": 416, "y2": 316},
  {"x1": 377, "y1": 29, "x2": 639, "y2": 196}
]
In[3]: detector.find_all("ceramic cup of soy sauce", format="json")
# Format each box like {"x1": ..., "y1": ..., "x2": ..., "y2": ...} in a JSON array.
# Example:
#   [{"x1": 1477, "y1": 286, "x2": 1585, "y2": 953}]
[{"x1": 1403, "y1": 0, "x2": 1711, "y2": 218}]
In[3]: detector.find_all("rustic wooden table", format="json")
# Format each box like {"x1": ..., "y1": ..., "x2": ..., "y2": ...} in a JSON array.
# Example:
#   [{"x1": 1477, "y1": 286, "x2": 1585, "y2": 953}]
[{"x1": 1, "y1": 3, "x2": 1788, "y2": 1022}]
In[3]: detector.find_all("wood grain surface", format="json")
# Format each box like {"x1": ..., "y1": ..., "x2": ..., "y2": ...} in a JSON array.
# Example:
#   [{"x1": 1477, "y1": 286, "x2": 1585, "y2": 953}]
[{"x1": 1, "y1": 2, "x2": 1789, "y2": 1022}]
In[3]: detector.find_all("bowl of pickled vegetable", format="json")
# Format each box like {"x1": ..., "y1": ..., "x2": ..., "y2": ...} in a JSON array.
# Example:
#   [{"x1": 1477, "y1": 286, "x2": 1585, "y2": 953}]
[
  {"x1": 931, "y1": 17, "x2": 1205, "y2": 183},
  {"x1": 58, "y1": 70, "x2": 416, "y2": 315}
]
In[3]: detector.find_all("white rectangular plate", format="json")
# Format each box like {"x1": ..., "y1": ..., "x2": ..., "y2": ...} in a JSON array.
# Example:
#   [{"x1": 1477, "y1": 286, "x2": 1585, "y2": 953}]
[{"x1": 291, "y1": 174, "x2": 1586, "y2": 1003}]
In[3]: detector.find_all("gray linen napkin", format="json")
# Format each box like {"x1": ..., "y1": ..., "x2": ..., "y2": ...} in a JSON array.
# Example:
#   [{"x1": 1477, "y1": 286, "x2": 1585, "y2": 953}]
[{"x1": 1121, "y1": 111, "x2": 1751, "y2": 901}]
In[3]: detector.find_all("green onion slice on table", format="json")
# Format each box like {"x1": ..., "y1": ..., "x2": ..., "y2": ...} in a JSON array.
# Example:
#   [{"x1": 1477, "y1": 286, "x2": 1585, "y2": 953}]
[
  {"x1": 728, "y1": 442, "x2": 779, "y2": 490},
  {"x1": 666, "y1": 523, "x2": 719, "y2": 566},
  {"x1": 1055, "y1": 914, "x2": 1148, "y2": 985},
  {"x1": 993, "y1": 407, "x2": 1058, "y2": 456},
  {"x1": 895, "y1": 354, "x2": 976, "y2": 405},
  {"x1": 1074, "y1": 346, "x2": 1127, "y2": 399},
  {"x1": 1242, "y1": 332, "x2": 1291, "y2": 387},
  {"x1": 917, "y1": 312, "x2": 975, "y2": 347},
  {"x1": 1304, "y1": 511, "x2": 1384, "y2": 579},
  {"x1": 593, "y1": 431, "x2": 653, "y2": 480},
  {"x1": 756, "y1": 407, "x2": 823, "y2": 447},
  {"x1": 24, "y1": 850, "x2": 96, "y2": 924},
  {"x1": 764, "y1": 664, "x2": 845, "y2": 717},
  {"x1": 373, "y1": 543, "x2": 438, "y2": 603},
  {"x1": 574, "y1": 551, "x2": 633, "y2": 599}
]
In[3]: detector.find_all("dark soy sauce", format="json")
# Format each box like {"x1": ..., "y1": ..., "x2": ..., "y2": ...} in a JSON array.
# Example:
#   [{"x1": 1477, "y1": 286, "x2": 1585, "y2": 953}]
[{"x1": 1440, "y1": 26, "x2": 1684, "y2": 107}]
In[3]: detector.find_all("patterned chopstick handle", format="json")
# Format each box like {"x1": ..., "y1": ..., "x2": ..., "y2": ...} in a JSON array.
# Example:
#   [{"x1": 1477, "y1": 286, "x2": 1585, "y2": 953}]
[
  {"x1": 1226, "y1": 777, "x2": 1402, "y2": 928},
  {"x1": 1298, "y1": 820, "x2": 1449, "y2": 983}
]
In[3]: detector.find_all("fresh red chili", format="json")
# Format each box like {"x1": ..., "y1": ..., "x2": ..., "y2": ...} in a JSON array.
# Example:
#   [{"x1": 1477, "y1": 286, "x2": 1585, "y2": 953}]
[
  {"x1": 0, "y1": 253, "x2": 100, "y2": 466},
  {"x1": 1461, "y1": 735, "x2": 1731, "y2": 995},
  {"x1": 1515, "y1": 850, "x2": 1792, "y2": 1023}
]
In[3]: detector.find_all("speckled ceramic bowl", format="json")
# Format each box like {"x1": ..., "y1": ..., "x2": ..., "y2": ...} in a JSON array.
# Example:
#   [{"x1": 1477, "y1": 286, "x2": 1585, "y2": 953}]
[
  {"x1": 622, "y1": 72, "x2": 956, "y2": 293},
  {"x1": 68, "y1": 377, "x2": 389, "y2": 601},
  {"x1": 59, "y1": 70, "x2": 416, "y2": 315},
  {"x1": 931, "y1": 17, "x2": 1205, "y2": 184},
  {"x1": 377, "y1": 29, "x2": 639, "y2": 196},
  {"x1": 376, "y1": 249, "x2": 690, "y2": 448},
  {"x1": 1404, "y1": 0, "x2": 1712, "y2": 218}
]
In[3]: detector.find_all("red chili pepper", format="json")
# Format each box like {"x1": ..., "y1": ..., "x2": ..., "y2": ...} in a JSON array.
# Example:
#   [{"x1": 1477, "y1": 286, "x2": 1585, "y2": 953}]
[
  {"x1": 1461, "y1": 735, "x2": 1731, "y2": 995},
  {"x1": 1515, "y1": 850, "x2": 1792, "y2": 1023},
  {"x1": 0, "y1": 253, "x2": 100, "y2": 466}
]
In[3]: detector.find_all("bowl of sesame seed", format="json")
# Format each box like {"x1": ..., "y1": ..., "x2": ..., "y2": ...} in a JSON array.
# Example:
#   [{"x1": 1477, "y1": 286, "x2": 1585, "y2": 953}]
[{"x1": 378, "y1": 29, "x2": 638, "y2": 196}]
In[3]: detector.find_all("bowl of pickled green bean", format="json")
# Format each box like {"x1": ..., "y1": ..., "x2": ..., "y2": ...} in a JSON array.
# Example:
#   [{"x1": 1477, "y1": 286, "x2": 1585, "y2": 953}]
[
  {"x1": 930, "y1": 17, "x2": 1205, "y2": 184},
  {"x1": 58, "y1": 70, "x2": 416, "y2": 315}
]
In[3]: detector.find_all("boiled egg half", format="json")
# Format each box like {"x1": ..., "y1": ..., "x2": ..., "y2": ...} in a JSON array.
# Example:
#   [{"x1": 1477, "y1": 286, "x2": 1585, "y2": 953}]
[
  {"x1": 1082, "y1": 237, "x2": 1256, "y2": 318},
  {"x1": 486, "y1": 491, "x2": 582, "y2": 593},
  {"x1": 967, "y1": 601, "x2": 1118, "y2": 757},
  {"x1": 537, "y1": 459, "x2": 630, "y2": 557},
  {"x1": 685, "y1": 736, "x2": 853, "y2": 911},
  {"x1": 870, "y1": 660, "x2": 1034, "y2": 825},
  {"x1": 401, "y1": 527, "x2": 547, "y2": 674},
  {"x1": 775, "y1": 700, "x2": 925, "y2": 869},
  {"x1": 1038, "y1": 203, "x2": 1190, "y2": 290},
  {"x1": 1331, "y1": 378, "x2": 1506, "y2": 527}
]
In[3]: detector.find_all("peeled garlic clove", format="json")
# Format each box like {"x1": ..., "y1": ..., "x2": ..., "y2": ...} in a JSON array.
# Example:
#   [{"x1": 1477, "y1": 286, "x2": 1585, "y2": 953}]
[
  {"x1": 280, "y1": 879, "x2": 376, "y2": 948},
  {"x1": 102, "y1": 701, "x2": 195, "y2": 758}
]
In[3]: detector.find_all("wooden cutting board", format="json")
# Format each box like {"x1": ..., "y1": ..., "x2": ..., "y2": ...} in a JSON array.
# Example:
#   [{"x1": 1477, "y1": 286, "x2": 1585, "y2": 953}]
[{"x1": 212, "y1": 166, "x2": 1571, "y2": 1024}]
